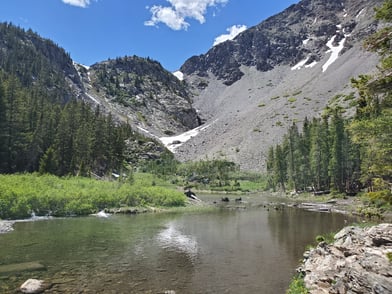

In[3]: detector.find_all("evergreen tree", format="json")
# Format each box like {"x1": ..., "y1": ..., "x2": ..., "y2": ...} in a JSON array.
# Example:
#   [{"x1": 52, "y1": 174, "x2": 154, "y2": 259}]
[
  {"x1": 274, "y1": 145, "x2": 287, "y2": 192},
  {"x1": 350, "y1": 0, "x2": 392, "y2": 186},
  {"x1": 329, "y1": 109, "x2": 346, "y2": 192},
  {"x1": 266, "y1": 146, "x2": 276, "y2": 191}
]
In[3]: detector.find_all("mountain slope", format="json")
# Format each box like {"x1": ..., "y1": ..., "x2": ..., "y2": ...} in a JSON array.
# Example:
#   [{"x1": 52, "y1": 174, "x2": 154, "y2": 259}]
[
  {"x1": 79, "y1": 56, "x2": 200, "y2": 136},
  {"x1": 0, "y1": 22, "x2": 84, "y2": 102},
  {"x1": 0, "y1": 22, "x2": 200, "y2": 139},
  {"x1": 0, "y1": 23, "x2": 200, "y2": 174},
  {"x1": 171, "y1": 0, "x2": 384, "y2": 171}
]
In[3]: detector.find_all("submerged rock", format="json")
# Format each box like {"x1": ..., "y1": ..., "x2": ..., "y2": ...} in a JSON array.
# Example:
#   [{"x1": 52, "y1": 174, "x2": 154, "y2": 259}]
[
  {"x1": 298, "y1": 223, "x2": 392, "y2": 294},
  {"x1": 0, "y1": 261, "x2": 46, "y2": 274},
  {"x1": 20, "y1": 279, "x2": 49, "y2": 294}
]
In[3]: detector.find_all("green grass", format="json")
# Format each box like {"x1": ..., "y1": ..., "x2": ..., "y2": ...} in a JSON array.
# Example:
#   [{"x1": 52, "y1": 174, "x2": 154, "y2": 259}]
[
  {"x1": 288, "y1": 97, "x2": 297, "y2": 103},
  {"x1": 286, "y1": 274, "x2": 309, "y2": 294},
  {"x1": 315, "y1": 232, "x2": 335, "y2": 244},
  {"x1": 387, "y1": 252, "x2": 392, "y2": 262},
  {"x1": 0, "y1": 173, "x2": 186, "y2": 219}
]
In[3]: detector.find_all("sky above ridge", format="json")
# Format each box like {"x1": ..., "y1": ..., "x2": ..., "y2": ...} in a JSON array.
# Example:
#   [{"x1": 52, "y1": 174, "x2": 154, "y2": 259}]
[{"x1": 0, "y1": 0, "x2": 299, "y2": 71}]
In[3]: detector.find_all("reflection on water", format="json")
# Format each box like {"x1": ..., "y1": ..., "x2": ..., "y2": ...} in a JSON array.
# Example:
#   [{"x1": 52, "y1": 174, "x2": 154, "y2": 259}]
[
  {"x1": 0, "y1": 200, "x2": 356, "y2": 293},
  {"x1": 157, "y1": 221, "x2": 199, "y2": 260}
]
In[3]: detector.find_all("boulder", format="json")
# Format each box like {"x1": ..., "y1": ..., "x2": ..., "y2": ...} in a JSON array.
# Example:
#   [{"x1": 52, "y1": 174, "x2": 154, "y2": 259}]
[
  {"x1": 299, "y1": 224, "x2": 392, "y2": 294},
  {"x1": 0, "y1": 220, "x2": 15, "y2": 234},
  {"x1": 20, "y1": 279, "x2": 49, "y2": 294}
]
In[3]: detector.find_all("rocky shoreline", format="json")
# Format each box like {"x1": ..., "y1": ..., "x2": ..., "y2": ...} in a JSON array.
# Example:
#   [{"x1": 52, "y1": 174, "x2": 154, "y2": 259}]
[
  {"x1": 298, "y1": 223, "x2": 392, "y2": 294},
  {"x1": 0, "y1": 220, "x2": 15, "y2": 234}
]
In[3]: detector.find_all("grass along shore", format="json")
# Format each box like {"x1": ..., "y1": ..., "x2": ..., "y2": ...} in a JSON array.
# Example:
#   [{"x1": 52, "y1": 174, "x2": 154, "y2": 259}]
[{"x1": 0, "y1": 173, "x2": 186, "y2": 220}]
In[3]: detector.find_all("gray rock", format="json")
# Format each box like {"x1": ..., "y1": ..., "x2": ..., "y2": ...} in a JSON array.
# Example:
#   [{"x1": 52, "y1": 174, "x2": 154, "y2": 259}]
[
  {"x1": 300, "y1": 224, "x2": 392, "y2": 294},
  {"x1": 0, "y1": 221, "x2": 14, "y2": 234},
  {"x1": 20, "y1": 279, "x2": 48, "y2": 294}
]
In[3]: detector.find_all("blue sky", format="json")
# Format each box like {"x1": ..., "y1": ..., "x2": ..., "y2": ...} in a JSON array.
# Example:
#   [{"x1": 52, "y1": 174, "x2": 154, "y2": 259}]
[{"x1": 0, "y1": 0, "x2": 299, "y2": 71}]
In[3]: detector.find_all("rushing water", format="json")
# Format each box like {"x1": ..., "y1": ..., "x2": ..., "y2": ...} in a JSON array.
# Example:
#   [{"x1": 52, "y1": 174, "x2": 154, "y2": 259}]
[{"x1": 0, "y1": 196, "x2": 356, "y2": 293}]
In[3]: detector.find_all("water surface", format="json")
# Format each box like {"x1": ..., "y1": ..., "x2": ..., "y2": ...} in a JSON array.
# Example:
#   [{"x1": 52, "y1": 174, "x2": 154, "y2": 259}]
[{"x1": 0, "y1": 200, "x2": 354, "y2": 293}]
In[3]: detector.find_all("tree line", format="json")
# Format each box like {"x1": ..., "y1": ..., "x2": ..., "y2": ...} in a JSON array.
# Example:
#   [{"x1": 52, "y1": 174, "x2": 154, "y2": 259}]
[
  {"x1": 267, "y1": 0, "x2": 392, "y2": 196},
  {"x1": 266, "y1": 111, "x2": 360, "y2": 193},
  {"x1": 0, "y1": 71, "x2": 132, "y2": 176}
]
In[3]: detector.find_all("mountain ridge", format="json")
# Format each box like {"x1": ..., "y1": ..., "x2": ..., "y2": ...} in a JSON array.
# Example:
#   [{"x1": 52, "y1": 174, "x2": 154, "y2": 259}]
[
  {"x1": 0, "y1": 0, "x2": 385, "y2": 172},
  {"x1": 169, "y1": 0, "x2": 384, "y2": 171}
]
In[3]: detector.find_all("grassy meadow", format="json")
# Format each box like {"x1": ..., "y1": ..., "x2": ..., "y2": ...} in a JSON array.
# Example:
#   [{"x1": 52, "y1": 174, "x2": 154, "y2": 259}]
[{"x1": 0, "y1": 173, "x2": 186, "y2": 219}]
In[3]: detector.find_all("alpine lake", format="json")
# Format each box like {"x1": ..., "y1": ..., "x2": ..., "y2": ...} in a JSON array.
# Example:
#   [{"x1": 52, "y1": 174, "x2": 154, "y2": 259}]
[{"x1": 0, "y1": 193, "x2": 358, "y2": 293}]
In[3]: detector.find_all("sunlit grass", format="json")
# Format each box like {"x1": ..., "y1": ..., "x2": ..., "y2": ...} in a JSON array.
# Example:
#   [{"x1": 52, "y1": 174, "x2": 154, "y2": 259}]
[{"x1": 0, "y1": 173, "x2": 186, "y2": 219}]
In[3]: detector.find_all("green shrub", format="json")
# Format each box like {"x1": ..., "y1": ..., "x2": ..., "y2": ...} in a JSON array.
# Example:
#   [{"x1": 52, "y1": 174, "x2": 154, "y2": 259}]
[
  {"x1": 387, "y1": 252, "x2": 392, "y2": 262},
  {"x1": 286, "y1": 274, "x2": 309, "y2": 294}
]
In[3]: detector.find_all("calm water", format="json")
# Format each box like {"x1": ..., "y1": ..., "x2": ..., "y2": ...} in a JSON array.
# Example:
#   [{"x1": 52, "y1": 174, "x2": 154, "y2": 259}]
[{"x1": 0, "y1": 196, "x2": 355, "y2": 293}]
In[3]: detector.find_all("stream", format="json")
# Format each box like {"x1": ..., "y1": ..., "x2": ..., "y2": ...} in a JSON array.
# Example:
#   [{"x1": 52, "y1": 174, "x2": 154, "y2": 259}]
[{"x1": 0, "y1": 194, "x2": 357, "y2": 293}]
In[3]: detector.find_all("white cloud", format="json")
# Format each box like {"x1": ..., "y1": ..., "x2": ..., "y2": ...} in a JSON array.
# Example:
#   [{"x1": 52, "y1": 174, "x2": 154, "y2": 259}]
[
  {"x1": 62, "y1": 0, "x2": 91, "y2": 8},
  {"x1": 145, "y1": 0, "x2": 229, "y2": 31},
  {"x1": 213, "y1": 24, "x2": 247, "y2": 46}
]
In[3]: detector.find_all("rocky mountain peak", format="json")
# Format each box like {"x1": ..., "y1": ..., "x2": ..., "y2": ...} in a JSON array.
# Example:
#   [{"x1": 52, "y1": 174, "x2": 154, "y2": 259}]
[{"x1": 180, "y1": 0, "x2": 382, "y2": 86}]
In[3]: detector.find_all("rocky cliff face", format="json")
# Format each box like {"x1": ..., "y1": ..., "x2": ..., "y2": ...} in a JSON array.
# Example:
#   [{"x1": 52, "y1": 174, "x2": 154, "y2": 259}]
[
  {"x1": 181, "y1": 0, "x2": 381, "y2": 86},
  {"x1": 171, "y1": 0, "x2": 384, "y2": 171}
]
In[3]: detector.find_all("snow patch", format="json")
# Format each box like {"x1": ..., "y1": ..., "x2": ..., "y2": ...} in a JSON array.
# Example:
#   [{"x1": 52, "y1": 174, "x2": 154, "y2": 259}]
[
  {"x1": 160, "y1": 122, "x2": 214, "y2": 152},
  {"x1": 305, "y1": 61, "x2": 318, "y2": 68},
  {"x1": 79, "y1": 64, "x2": 90, "y2": 70},
  {"x1": 291, "y1": 55, "x2": 318, "y2": 71},
  {"x1": 291, "y1": 57, "x2": 310, "y2": 71},
  {"x1": 173, "y1": 71, "x2": 184, "y2": 81},
  {"x1": 137, "y1": 126, "x2": 159, "y2": 139},
  {"x1": 86, "y1": 93, "x2": 101, "y2": 105},
  {"x1": 356, "y1": 8, "x2": 365, "y2": 19},
  {"x1": 302, "y1": 38, "x2": 310, "y2": 45},
  {"x1": 322, "y1": 35, "x2": 346, "y2": 72}
]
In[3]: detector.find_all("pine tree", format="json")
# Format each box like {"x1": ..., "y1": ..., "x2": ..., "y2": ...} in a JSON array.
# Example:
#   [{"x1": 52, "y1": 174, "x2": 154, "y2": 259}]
[{"x1": 274, "y1": 145, "x2": 287, "y2": 192}]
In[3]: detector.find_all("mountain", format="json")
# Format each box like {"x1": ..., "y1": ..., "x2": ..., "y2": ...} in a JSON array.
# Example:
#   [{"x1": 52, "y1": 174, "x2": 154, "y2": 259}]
[
  {"x1": 0, "y1": 22, "x2": 83, "y2": 103},
  {"x1": 0, "y1": 0, "x2": 386, "y2": 173},
  {"x1": 171, "y1": 0, "x2": 384, "y2": 171},
  {"x1": 77, "y1": 56, "x2": 200, "y2": 136},
  {"x1": 0, "y1": 23, "x2": 199, "y2": 174},
  {"x1": 0, "y1": 22, "x2": 200, "y2": 136}
]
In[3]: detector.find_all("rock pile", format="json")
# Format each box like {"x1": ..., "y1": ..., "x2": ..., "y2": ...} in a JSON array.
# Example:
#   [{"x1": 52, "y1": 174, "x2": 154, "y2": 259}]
[{"x1": 299, "y1": 223, "x2": 392, "y2": 293}]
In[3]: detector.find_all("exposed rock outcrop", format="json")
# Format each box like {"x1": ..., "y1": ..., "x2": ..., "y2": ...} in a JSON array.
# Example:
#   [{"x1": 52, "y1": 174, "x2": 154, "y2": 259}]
[
  {"x1": 299, "y1": 224, "x2": 392, "y2": 294},
  {"x1": 181, "y1": 0, "x2": 382, "y2": 86}
]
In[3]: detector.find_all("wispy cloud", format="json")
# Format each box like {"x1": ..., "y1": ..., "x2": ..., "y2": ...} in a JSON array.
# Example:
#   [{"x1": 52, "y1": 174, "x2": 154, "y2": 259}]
[
  {"x1": 62, "y1": 0, "x2": 92, "y2": 8},
  {"x1": 145, "y1": 0, "x2": 229, "y2": 31},
  {"x1": 213, "y1": 24, "x2": 247, "y2": 46}
]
